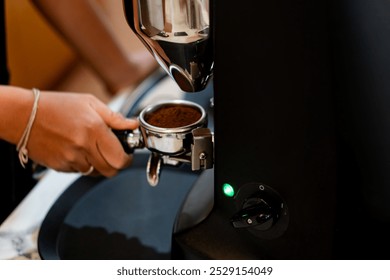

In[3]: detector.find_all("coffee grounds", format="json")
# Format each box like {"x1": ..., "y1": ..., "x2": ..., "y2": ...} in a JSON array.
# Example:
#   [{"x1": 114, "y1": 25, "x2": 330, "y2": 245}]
[{"x1": 145, "y1": 104, "x2": 202, "y2": 128}]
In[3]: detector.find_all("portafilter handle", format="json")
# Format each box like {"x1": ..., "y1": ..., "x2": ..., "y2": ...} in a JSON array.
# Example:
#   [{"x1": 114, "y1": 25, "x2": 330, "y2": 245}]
[{"x1": 113, "y1": 129, "x2": 144, "y2": 153}]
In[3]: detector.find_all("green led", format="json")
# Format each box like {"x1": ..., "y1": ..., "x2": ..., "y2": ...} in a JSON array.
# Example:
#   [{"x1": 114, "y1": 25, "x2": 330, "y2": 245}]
[{"x1": 222, "y1": 183, "x2": 235, "y2": 198}]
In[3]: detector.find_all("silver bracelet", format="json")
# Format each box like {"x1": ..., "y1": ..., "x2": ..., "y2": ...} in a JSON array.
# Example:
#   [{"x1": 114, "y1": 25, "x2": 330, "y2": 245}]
[{"x1": 16, "y1": 88, "x2": 41, "y2": 168}]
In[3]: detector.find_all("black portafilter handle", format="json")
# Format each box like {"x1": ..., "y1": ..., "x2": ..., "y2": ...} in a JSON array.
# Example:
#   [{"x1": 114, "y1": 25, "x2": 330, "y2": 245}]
[{"x1": 112, "y1": 129, "x2": 144, "y2": 154}]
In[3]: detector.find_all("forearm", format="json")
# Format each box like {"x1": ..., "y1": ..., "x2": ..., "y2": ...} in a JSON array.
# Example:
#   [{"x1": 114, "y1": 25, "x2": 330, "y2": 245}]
[
  {"x1": 30, "y1": 0, "x2": 143, "y2": 94},
  {"x1": 0, "y1": 86, "x2": 35, "y2": 145}
]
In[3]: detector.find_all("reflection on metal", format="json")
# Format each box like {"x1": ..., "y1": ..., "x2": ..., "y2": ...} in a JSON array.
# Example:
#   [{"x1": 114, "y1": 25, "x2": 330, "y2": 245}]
[{"x1": 124, "y1": 0, "x2": 213, "y2": 92}]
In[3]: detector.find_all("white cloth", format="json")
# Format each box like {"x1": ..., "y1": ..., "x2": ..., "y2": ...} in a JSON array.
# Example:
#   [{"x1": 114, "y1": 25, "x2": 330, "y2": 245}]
[{"x1": 0, "y1": 171, "x2": 80, "y2": 259}]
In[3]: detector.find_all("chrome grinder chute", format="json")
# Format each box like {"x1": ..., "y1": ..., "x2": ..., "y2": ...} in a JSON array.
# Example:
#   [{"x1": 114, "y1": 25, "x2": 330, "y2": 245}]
[{"x1": 122, "y1": 0, "x2": 213, "y2": 92}]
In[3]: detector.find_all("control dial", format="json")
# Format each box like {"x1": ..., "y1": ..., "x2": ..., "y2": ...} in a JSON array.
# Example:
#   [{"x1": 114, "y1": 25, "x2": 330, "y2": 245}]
[{"x1": 231, "y1": 183, "x2": 289, "y2": 239}]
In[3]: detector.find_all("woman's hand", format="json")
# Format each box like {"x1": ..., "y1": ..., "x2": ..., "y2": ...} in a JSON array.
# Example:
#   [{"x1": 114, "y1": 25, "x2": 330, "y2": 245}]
[{"x1": 26, "y1": 90, "x2": 138, "y2": 177}]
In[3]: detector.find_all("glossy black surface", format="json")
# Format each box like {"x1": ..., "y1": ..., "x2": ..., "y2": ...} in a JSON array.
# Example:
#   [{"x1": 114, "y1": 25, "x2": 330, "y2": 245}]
[
  {"x1": 174, "y1": 0, "x2": 390, "y2": 259},
  {"x1": 38, "y1": 153, "x2": 200, "y2": 259}
]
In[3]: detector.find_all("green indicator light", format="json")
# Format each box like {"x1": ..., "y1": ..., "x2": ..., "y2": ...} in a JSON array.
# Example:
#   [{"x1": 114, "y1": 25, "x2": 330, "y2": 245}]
[{"x1": 222, "y1": 183, "x2": 235, "y2": 198}]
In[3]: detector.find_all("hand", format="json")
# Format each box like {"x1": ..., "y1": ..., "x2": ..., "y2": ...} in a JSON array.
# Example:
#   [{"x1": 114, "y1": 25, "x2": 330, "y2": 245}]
[{"x1": 27, "y1": 91, "x2": 138, "y2": 177}]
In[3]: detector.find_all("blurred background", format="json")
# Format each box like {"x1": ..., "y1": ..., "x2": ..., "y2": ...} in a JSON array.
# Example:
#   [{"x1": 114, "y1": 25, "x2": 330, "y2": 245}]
[{"x1": 5, "y1": 0, "x2": 147, "y2": 103}]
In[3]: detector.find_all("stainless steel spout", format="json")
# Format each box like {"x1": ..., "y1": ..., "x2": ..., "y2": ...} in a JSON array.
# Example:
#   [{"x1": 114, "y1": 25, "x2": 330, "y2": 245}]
[{"x1": 123, "y1": 0, "x2": 213, "y2": 92}]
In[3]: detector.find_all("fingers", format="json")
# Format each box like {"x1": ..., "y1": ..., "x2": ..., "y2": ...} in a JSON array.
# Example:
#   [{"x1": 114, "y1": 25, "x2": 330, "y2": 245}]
[
  {"x1": 89, "y1": 98, "x2": 139, "y2": 130},
  {"x1": 85, "y1": 96, "x2": 137, "y2": 177},
  {"x1": 25, "y1": 92, "x2": 138, "y2": 177},
  {"x1": 88, "y1": 135, "x2": 133, "y2": 177},
  {"x1": 73, "y1": 155, "x2": 99, "y2": 177}
]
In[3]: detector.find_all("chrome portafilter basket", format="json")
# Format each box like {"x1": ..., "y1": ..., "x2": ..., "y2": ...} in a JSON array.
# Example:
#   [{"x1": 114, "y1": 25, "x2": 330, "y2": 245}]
[{"x1": 115, "y1": 100, "x2": 214, "y2": 186}]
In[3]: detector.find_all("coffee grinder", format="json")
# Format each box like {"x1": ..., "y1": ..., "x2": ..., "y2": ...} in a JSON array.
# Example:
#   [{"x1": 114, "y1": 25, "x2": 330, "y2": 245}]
[{"x1": 122, "y1": 0, "x2": 390, "y2": 259}]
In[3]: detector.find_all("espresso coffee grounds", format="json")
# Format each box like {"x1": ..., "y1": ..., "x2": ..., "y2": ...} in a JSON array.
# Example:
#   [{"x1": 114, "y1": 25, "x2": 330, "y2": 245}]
[{"x1": 145, "y1": 104, "x2": 202, "y2": 128}]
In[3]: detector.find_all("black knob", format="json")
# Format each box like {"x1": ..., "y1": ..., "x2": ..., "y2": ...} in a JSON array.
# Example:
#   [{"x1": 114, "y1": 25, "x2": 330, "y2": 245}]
[
  {"x1": 230, "y1": 183, "x2": 289, "y2": 239},
  {"x1": 231, "y1": 198, "x2": 276, "y2": 230}
]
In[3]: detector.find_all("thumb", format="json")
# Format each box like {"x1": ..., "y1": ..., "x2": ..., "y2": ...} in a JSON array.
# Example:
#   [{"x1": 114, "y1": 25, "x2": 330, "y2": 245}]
[
  {"x1": 107, "y1": 112, "x2": 139, "y2": 130},
  {"x1": 91, "y1": 99, "x2": 139, "y2": 130}
]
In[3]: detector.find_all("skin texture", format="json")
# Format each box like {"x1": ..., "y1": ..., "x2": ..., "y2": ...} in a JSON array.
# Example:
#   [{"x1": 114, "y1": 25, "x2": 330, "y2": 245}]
[{"x1": 0, "y1": 86, "x2": 138, "y2": 177}]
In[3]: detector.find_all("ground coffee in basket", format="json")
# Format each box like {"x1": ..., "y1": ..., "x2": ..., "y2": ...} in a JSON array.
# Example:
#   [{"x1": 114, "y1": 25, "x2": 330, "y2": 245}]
[{"x1": 145, "y1": 104, "x2": 202, "y2": 128}]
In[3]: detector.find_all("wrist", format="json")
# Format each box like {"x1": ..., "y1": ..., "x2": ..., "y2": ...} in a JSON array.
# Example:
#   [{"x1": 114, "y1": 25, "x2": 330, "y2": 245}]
[
  {"x1": 17, "y1": 88, "x2": 41, "y2": 168},
  {"x1": 0, "y1": 86, "x2": 37, "y2": 145}
]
